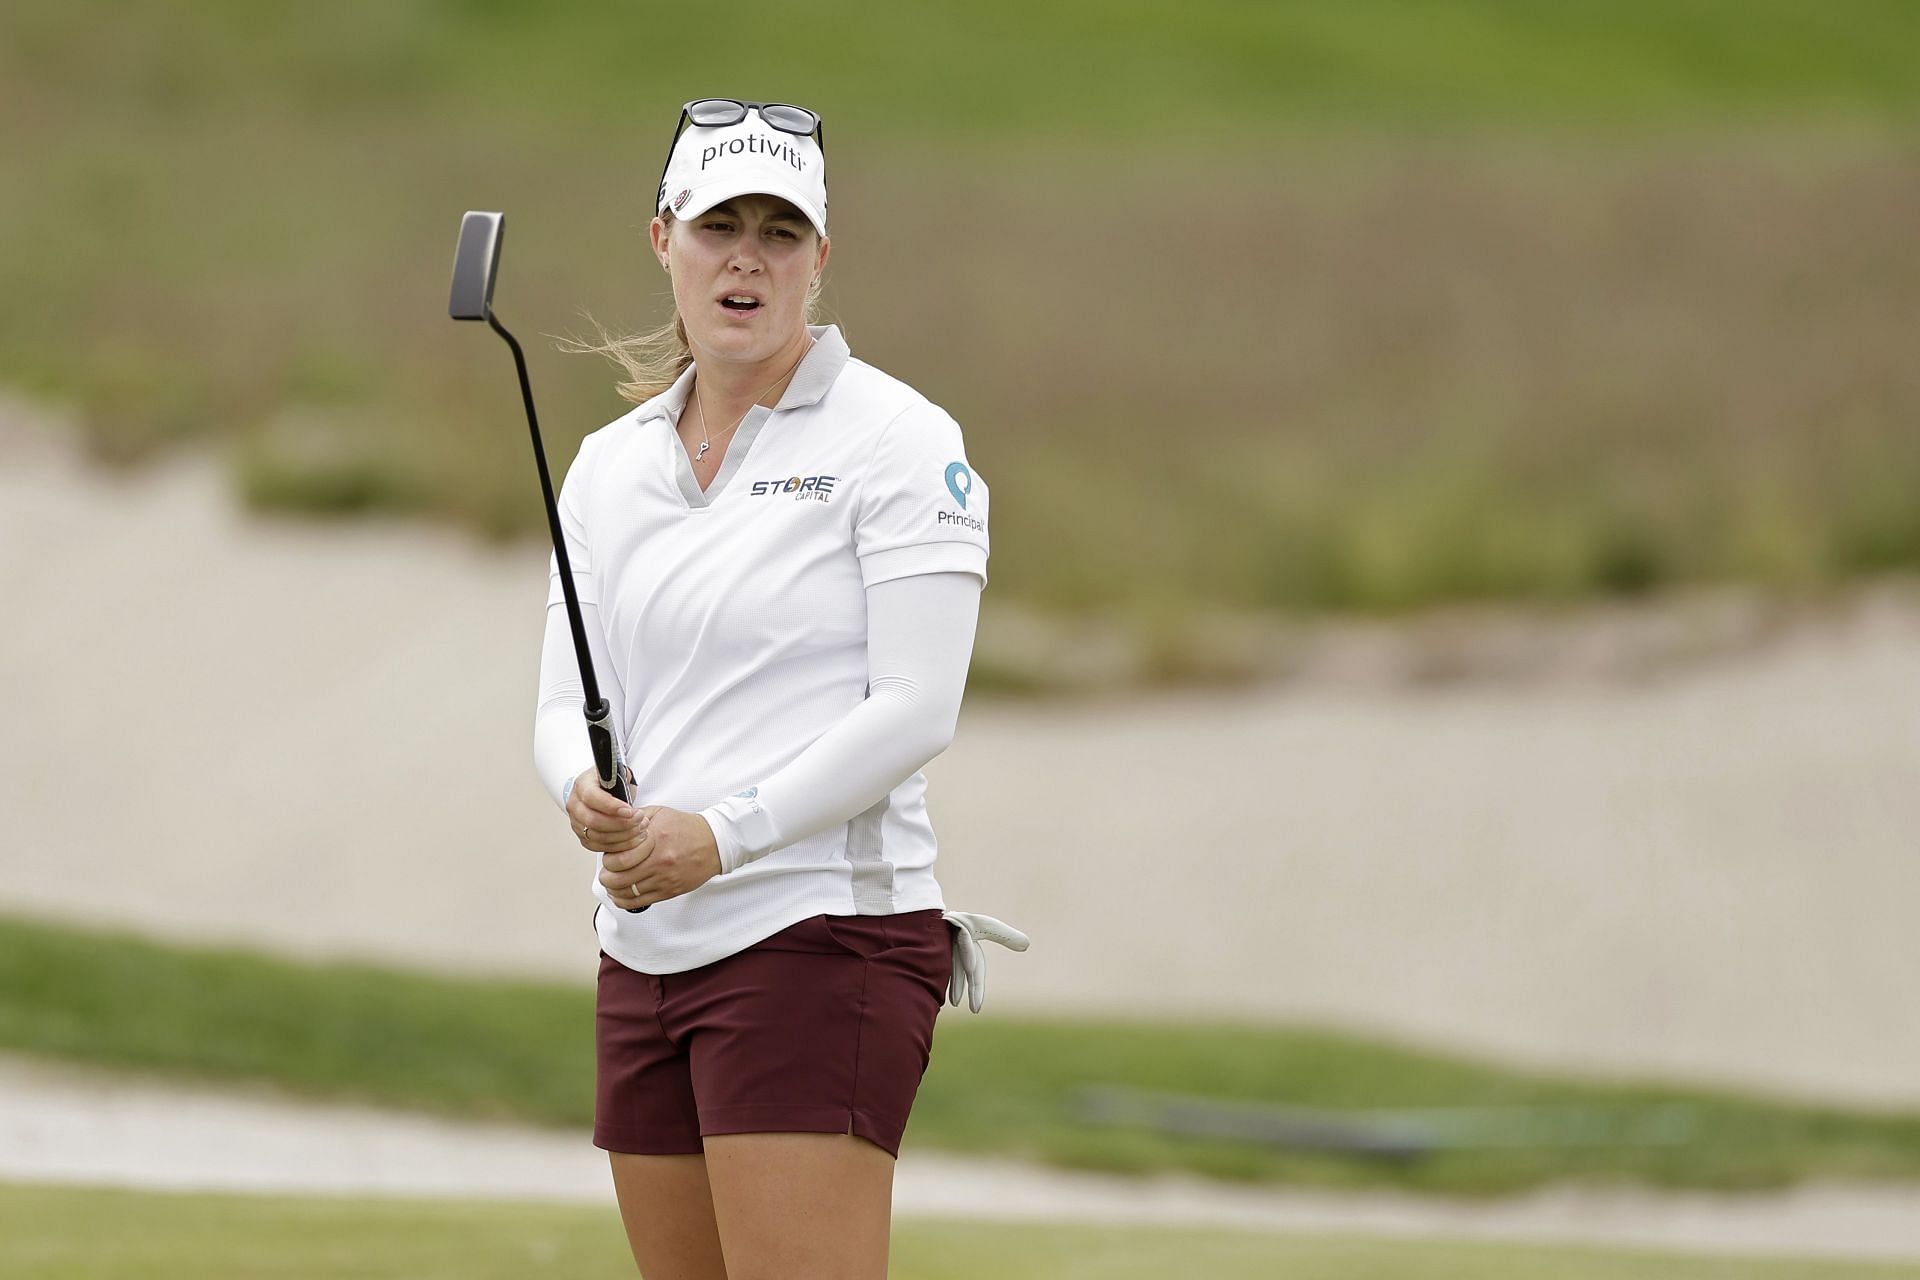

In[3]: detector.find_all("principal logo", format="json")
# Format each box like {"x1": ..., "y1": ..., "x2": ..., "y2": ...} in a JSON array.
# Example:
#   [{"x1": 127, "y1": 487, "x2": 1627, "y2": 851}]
[
  {"x1": 944, "y1": 462, "x2": 973, "y2": 509},
  {"x1": 750, "y1": 474, "x2": 838, "y2": 502}
]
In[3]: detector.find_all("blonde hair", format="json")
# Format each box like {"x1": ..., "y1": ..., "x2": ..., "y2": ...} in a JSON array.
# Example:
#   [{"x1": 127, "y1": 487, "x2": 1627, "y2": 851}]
[{"x1": 561, "y1": 209, "x2": 829, "y2": 406}]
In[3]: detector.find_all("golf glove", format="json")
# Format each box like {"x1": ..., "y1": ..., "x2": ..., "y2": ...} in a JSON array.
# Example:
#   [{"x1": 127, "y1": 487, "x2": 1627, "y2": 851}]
[{"x1": 941, "y1": 910, "x2": 1030, "y2": 1013}]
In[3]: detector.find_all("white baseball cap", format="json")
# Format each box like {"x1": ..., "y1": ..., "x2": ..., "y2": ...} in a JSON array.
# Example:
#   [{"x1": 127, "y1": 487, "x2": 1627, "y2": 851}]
[{"x1": 657, "y1": 105, "x2": 828, "y2": 237}]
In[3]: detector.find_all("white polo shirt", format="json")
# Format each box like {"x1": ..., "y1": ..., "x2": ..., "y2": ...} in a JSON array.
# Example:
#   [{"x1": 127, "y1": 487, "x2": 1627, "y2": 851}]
[{"x1": 547, "y1": 324, "x2": 990, "y2": 973}]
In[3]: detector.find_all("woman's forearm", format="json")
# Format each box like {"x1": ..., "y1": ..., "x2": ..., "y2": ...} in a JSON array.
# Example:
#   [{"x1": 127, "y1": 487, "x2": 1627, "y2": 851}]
[
  {"x1": 533, "y1": 596, "x2": 624, "y2": 809},
  {"x1": 699, "y1": 571, "x2": 982, "y2": 873}
]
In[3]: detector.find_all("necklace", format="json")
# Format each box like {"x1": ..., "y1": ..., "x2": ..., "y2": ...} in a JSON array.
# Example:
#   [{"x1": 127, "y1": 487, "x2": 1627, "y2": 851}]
[{"x1": 691, "y1": 338, "x2": 814, "y2": 463}]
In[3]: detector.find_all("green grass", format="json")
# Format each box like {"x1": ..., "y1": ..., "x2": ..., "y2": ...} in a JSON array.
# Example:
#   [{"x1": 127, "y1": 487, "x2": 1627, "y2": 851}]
[
  {"x1": 6, "y1": 914, "x2": 1920, "y2": 1197},
  {"x1": 9, "y1": 0, "x2": 1920, "y2": 143},
  {"x1": 3, "y1": 1183, "x2": 1917, "y2": 1280},
  {"x1": 5, "y1": 3, "x2": 1920, "y2": 640}
]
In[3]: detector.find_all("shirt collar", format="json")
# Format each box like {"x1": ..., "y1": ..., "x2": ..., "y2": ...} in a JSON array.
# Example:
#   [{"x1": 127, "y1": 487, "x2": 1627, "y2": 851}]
[
  {"x1": 634, "y1": 324, "x2": 849, "y2": 424},
  {"x1": 777, "y1": 323, "x2": 850, "y2": 409}
]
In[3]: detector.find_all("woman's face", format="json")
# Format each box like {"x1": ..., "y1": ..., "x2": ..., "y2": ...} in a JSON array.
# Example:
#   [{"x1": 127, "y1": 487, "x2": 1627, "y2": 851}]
[{"x1": 651, "y1": 194, "x2": 829, "y2": 370}]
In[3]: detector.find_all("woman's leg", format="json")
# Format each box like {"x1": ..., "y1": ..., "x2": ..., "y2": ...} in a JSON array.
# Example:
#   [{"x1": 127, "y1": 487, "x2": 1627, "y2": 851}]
[
  {"x1": 609, "y1": 1150, "x2": 730, "y2": 1279},
  {"x1": 702, "y1": 1131, "x2": 895, "y2": 1280}
]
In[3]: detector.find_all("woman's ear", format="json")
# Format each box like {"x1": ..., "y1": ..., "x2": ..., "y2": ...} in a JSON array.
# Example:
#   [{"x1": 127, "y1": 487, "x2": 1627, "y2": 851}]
[{"x1": 648, "y1": 216, "x2": 672, "y2": 272}]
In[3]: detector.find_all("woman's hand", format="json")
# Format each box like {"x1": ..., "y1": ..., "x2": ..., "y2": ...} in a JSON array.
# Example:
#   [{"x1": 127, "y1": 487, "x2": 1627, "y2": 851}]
[
  {"x1": 597, "y1": 806, "x2": 723, "y2": 909},
  {"x1": 567, "y1": 766, "x2": 647, "y2": 856}
]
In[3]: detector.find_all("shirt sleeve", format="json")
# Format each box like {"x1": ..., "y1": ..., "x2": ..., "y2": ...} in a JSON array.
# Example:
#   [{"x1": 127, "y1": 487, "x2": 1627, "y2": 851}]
[
  {"x1": 532, "y1": 433, "x2": 624, "y2": 810},
  {"x1": 699, "y1": 571, "x2": 982, "y2": 873},
  {"x1": 853, "y1": 403, "x2": 989, "y2": 588},
  {"x1": 533, "y1": 598, "x2": 626, "y2": 810}
]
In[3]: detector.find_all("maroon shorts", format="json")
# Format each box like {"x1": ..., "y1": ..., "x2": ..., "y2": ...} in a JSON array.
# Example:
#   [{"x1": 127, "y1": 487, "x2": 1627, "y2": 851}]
[{"x1": 594, "y1": 909, "x2": 952, "y2": 1160}]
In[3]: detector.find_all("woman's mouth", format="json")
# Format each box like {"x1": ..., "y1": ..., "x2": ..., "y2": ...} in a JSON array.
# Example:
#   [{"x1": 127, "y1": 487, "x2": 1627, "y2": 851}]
[{"x1": 719, "y1": 294, "x2": 763, "y2": 315}]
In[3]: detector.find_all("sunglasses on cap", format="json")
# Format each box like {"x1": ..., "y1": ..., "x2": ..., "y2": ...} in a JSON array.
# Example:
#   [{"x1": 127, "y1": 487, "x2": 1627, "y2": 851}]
[{"x1": 655, "y1": 98, "x2": 828, "y2": 210}]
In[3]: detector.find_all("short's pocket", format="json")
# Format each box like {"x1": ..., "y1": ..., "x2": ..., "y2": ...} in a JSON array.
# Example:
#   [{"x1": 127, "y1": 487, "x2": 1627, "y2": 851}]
[
  {"x1": 818, "y1": 912, "x2": 892, "y2": 961},
  {"x1": 822, "y1": 910, "x2": 948, "y2": 963}
]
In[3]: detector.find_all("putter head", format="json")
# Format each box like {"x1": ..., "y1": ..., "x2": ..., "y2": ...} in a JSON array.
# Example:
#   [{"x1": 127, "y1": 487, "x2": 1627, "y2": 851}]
[{"x1": 448, "y1": 211, "x2": 504, "y2": 321}]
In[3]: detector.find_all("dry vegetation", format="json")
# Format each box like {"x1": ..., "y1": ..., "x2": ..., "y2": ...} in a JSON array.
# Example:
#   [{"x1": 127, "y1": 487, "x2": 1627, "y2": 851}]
[
  {"x1": 39, "y1": 132, "x2": 1920, "y2": 630},
  {"x1": 840, "y1": 137, "x2": 1920, "y2": 617},
  {"x1": 4, "y1": 3, "x2": 1918, "y2": 640}
]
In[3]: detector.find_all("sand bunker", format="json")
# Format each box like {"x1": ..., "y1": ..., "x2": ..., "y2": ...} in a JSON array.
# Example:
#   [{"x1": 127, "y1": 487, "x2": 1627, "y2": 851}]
[{"x1": 3, "y1": 399, "x2": 1918, "y2": 1107}]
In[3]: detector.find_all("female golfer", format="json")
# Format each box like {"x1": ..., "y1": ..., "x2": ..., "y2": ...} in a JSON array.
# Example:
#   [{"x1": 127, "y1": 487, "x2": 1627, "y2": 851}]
[{"x1": 533, "y1": 98, "x2": 1022, "y2": 1279}]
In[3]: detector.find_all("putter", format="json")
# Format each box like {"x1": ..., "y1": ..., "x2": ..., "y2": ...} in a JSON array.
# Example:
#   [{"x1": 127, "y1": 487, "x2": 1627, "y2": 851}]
[{"x1": 448, "y1": 210, "x2": 646, "y2": 912}]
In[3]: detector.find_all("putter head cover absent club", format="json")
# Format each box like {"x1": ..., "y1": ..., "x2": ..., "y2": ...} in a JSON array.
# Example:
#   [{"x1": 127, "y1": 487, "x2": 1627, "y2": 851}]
[
  {"x1": 447, "y1": 210, "x2": 503, "y2": 322},
  {"x1": 449, "y1": 211, "x2": 646, "y2": 912}
]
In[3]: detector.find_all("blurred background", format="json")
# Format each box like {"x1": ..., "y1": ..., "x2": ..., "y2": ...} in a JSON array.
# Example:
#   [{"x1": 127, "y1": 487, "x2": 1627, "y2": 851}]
[{"x1": 4, "y1": 2, "x2": 1920, "y2": 1276}]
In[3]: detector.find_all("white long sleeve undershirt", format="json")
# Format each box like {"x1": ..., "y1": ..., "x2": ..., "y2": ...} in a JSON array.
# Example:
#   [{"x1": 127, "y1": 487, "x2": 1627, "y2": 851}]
[
  {"x1": 532, "y1": 585, "x2": 623, "y2": 816},
  {"x1": 533, "y1": 571, "x2": 982, "y2": 875}
]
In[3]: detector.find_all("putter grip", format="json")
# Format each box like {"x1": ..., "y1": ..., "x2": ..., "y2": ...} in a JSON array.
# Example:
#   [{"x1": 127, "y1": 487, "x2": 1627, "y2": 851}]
[{"x1": 587, "y1": 717, "x2": 649, "y2": 914}]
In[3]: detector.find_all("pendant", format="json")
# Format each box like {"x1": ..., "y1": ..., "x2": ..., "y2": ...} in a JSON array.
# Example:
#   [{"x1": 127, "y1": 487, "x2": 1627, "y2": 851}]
[{"x1": 695, "y1": 440, "x2": 709, "y2": 460}]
